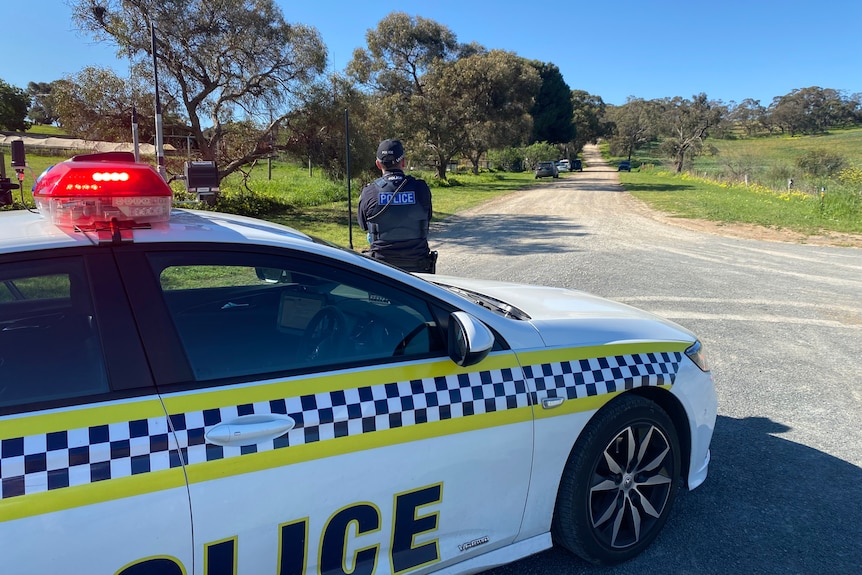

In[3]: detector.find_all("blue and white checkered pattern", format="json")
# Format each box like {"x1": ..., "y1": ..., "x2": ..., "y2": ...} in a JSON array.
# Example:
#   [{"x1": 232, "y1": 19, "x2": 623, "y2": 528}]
[
  {"x1": 525, "y1": 351, "x2": 682, "y2": 402},
  {"x1": 0, "y1": 351, "x2": 682, "y2": 500},
  {"x1": 0, "y1": 415, "x2": 177, "y2": 500}
]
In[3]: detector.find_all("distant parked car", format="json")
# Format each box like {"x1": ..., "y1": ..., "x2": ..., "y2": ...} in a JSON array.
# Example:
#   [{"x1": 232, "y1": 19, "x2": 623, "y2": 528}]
[
  {"x1": 535, "y1": 161, "x2": 559, "y2": 179},
  {"x1": 618, "y1": 160, "x2": 631, "y2": 172},
  {"x1": 571, "y1": 159, "x2": 583, "y2": 171},
  {"x1": 556, "y1": 159, "x2": 570, "y2": 172}
]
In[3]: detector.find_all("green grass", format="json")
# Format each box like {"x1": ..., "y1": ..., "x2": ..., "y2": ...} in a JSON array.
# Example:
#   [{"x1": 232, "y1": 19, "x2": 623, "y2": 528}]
[
  {"x1": 221, "y1": 164, "x2": 535, "y2": 248},
  {"x1": 25, "y1": 125, "x2": 66, "y2": 136},
  {"x1": 620, "y1": 168, "x2": 862, "y2": 235},
  {"x1": 608, "y1": 127, "x2": 862, "y2": 238},
  {"x1": 692, "y1": 127, "x2": 862, "y2": 192}
]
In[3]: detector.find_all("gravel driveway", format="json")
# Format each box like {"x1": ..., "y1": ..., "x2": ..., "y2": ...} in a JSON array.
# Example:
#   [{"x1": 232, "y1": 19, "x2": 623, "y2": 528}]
[{"x1": 431, "y1": 145, "x2": 862, "y2": 575}]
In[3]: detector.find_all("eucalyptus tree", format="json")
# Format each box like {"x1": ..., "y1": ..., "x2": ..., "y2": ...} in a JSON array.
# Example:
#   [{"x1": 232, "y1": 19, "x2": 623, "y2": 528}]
[
  {"x1": 605, "y1": 97, "x2": 659, "y2": 160},
  {"x1": 768, "y1": 86, "x2": 855, "y2": 135},
  {"x1": 71, "y1": 0, "x2": 327, "y2": 179},
  {"x1": 437, "y1": 50, "x2": 540, "y2": 175},
  {"x1": 348, "y1": 12, "x2": 463, "y2": 177},
  {"x1": 52, "y1": 66, "x2": 180, "y2": 143},
  {"x1": 570, "y1": 90, "x2": 609, "y2": 153},
  {"x1": 729, "y1": 98, "x2": 768, "y2": 136},
  {"x1": 460, "y1": 51, "x2": 539, "y2": 174},
  {"x1": 657, "y1": 93, "x2": 724, "y2": 173},
  {"x1": 350, "y1": 13, "x2": 541, "y2": 179},
  {"x1": 281, "y1": 73, "x2": 377, "y2": 181},
  {"x1": 26, "y1": 81, "x2": 61, "y2": 126}
]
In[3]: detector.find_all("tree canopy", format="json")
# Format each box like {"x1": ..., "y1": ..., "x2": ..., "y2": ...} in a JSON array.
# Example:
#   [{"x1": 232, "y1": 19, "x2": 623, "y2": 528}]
[
  {"x1": 657, "y1": 93, "x2": 724, "y2": 172},
  {"x1": 26, "y1": 82, "x2": 60, "y2": 126},
  {"x1": 52, "y1": 67, "x2": 181, "y2": 143},
  {"x1": 0, "y1": 79, "x2": 30, "y2": 132},
  {"x1": 529, "y1": 62, "x2": 574, "y2": 145},
  {"x1": 570, "y1": 90, "x2": 609, "y2": 153},
  {"x1": 349, "y1": 13, "x2": 539, "y2": 179},
  {"x1": 71, "y1": 0, "x2": 327, "y2": 179}
]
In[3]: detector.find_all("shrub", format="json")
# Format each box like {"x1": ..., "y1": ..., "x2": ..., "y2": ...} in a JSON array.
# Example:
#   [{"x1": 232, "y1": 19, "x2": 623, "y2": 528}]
[{"x1": 796, "y1": 149, "x2": 846, "y2": 178}]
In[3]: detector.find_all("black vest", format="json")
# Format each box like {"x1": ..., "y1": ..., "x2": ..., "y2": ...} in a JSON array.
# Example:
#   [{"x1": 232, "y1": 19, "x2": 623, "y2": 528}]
[{"x1": 366, "y1": 176, "x2": 428, "y2": 243}]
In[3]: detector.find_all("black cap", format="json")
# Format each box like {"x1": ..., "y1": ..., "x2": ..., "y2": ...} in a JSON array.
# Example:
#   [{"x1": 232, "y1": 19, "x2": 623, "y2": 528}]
[{"x1": 376, "y1": 139, "x2": 405, "y2": 166}]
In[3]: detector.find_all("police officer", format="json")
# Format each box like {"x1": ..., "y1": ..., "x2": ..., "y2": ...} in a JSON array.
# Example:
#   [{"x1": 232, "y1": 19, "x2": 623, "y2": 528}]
[{"x1": 358, "y1": 139, "x2": 435, "y2": 272}]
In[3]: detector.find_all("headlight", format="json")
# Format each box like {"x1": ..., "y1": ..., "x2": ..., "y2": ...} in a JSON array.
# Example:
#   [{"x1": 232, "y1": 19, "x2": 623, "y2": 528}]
[{"x1": 685, "y1": 340, "x2": 709, "y2": 372}]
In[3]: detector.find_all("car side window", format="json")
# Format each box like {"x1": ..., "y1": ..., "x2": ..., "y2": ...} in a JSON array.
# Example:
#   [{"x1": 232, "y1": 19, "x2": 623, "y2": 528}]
[
  {"x1": 0, "y1": 259, "x2": 109, "y2": 409},
  {"x1": 150, "y1": 253, "x2": 446, "y2": 382}
]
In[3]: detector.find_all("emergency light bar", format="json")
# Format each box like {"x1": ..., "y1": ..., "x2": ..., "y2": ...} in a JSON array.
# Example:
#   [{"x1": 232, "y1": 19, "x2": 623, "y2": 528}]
[{"x1": 32, "y1": 152, "x2": 173, "y2": 228}]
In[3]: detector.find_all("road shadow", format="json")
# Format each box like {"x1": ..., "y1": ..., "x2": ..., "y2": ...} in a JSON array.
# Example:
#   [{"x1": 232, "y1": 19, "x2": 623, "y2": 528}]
[
  {"x1": 551, "y1": 175, "x2": 627, "y2": 193},
  {"x1": 484, "y1": 414, "x2": 862, "y2": 574},
  {"x1": 621, "y1": 182, "x2": 697, "y2": 192},
  {"x1": 430, "y1": 213, "x2": 588, "y2": 256}
]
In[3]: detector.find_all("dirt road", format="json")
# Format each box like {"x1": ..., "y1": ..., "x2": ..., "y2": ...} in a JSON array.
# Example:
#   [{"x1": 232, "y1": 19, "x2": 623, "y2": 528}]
[{"x1": 432, "y1": 144, "x2": 861, "y2": 272}]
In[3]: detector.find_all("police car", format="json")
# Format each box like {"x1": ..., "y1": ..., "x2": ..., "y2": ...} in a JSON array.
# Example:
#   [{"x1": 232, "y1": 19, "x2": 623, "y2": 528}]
[{"x1": 0, "y1": 152, "x2": 716, "y2": 574}]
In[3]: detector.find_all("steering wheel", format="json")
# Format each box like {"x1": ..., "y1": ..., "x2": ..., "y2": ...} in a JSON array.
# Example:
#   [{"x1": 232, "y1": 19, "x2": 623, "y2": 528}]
[
  {"x1": 393, "y1": 323, "x2": 428, "y2": 356},
  {"x1": 304, "y1": 306, "x2": 347, "y2": 362}
]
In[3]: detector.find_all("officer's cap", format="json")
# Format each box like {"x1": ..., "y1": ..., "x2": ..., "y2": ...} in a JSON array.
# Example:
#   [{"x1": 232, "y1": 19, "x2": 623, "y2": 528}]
[{"x1": 376, "y1": 139, "x2": 405, "y2": 167}]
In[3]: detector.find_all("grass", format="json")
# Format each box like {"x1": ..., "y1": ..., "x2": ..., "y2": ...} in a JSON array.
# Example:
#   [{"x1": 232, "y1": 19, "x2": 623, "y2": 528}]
[
  {"x1": 620, "y1": 168, "x2": 862, "y2": 235},
  {"x1": 611, "y1": 127, "x2": 862, "y2": 237},
  {"x1": 219, "y1": 166, "x2": 535, "y2": 246}
]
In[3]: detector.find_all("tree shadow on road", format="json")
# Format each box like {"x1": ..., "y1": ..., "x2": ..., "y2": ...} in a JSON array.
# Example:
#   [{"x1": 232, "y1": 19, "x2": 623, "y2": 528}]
[
  {"x1": 485, "y1": 414, "x2": 862, "y2": 575},
  {"x1": 430, "y1": 213, "x2": 589, "y2": 256}
]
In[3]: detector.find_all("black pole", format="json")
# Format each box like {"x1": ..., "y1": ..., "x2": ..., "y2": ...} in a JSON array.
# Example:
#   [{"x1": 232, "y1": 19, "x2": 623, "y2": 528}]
[
  {"x1": 345, "y1": 108, "x2": 353, "y2": 249},
  {"x1": 151, "y1": 24, "x2": 167, "y2": 181},
  {"x1": 131, "y1": 106, "x2": 140, "y2": 162}
]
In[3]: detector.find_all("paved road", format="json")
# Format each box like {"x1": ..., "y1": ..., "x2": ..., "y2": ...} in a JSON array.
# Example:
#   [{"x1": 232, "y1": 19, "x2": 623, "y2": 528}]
[{"x1": 431, "y1": 145, "x2": 862, "y2": 575}]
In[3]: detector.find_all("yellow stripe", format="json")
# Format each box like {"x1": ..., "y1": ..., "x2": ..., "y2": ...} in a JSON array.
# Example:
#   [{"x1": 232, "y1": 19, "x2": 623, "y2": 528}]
[
  {"x1": 162, "y1": 353, "x2": 522, "y2": 413},
  {"x1": 515, "y1": 342, "x2": 688, "y2": 366},
  {"x1": 185, "y1": 405, "x2": 534, "y2": 485},
  {"x1": 0, "y1": 468, "x2": 186, "y2": 523},
  {"x1": 0, "y1": 398, "x2": 168, "y2": 439},
  {"x1": 532, "y1": 384, "x2": 673, "y2": 420}
]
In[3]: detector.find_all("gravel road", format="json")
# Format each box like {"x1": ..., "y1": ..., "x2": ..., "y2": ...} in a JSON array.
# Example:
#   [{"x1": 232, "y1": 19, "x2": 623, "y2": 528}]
[{"x1": 431, "y1": 145, "x2": 862, "y2": 575}]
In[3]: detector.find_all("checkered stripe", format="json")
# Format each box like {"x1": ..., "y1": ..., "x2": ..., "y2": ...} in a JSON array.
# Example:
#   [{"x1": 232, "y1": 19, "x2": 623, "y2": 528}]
[
  {"x1": 177, "y1": 366, "x2": 528, "y2": 465},
  {"x1": 525, "y1": 351, "x2": 683, "y2": 403},
  {"x1": 0, "y1": 415, "x2": 179, "y2": 500},
  {"x1": 0, "y1": 351, "x2": 682, "y2": 500}
]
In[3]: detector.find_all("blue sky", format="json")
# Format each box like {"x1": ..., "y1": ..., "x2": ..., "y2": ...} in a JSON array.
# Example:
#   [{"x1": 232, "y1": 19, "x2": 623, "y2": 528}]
[{"x1": 4, "y1": 0, "x2": 861, "y2": 107}]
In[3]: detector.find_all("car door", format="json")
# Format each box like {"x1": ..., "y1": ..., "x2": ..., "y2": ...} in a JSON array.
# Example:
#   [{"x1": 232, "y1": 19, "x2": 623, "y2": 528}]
[
  {"x1": 118, "y1": 245, "x2": 534, "y2": 575},
  {"x1": 0, "y1": 251, "x2": 193, "y2": 574}
]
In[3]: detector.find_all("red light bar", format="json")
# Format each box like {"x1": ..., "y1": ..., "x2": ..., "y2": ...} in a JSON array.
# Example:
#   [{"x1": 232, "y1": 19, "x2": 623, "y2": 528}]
[{"x1": 33, "y1": 157, "x2": 173, "y2": 227}]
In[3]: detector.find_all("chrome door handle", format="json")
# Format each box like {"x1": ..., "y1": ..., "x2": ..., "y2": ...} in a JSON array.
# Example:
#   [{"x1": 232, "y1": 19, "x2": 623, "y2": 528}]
[{"x1": 205, "y1": 414, "x2": 295, "y2": 446}]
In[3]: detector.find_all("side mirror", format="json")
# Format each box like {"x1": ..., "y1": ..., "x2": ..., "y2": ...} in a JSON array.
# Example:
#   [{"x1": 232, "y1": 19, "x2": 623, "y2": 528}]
[
  {"x1": 255, "y1": 267, "x2": 286, "y2": 283},
  {"x1": 448, "y1": 311, "x2": 494, "y2": 367}
]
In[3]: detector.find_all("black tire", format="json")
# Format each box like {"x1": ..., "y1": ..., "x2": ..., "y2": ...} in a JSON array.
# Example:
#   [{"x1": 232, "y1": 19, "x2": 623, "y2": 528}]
[{"x1": 552, "y1": 394, "x2": 681, "y2": 565}]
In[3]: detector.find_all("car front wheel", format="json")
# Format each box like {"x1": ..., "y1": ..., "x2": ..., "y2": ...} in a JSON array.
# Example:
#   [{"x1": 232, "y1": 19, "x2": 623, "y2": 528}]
[{"x1": 552, "y1": 394, "x2": 681, "y2": 564}]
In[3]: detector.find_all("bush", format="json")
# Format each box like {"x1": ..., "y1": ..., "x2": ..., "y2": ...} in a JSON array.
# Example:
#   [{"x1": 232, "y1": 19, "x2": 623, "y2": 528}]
[
  {"x1": 488, "y1": 147, "x2": 525, "y2": 172},
  {"x1": 796, "y1": 149, "x2": 846, "y2": 178},
  {"x1": 214, "y1": 188, "x2": 292, "y2": 218}
]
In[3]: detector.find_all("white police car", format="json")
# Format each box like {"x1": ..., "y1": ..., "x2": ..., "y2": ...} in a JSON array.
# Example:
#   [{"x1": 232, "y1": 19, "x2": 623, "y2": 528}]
[{"x1": 0, "y1": 152, "x2": 716, "y2": 574}]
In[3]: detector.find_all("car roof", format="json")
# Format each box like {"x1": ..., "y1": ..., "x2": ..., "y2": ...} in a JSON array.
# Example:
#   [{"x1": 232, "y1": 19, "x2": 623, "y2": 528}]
[{"x1": 0, "y1": 208, "x2": 316, "y2": 254}]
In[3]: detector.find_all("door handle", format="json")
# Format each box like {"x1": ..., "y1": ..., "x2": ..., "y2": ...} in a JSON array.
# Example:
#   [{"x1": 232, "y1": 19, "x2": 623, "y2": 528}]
[
  {"x1": 205, "y1": 414, "x2": 295, "y2": 446},
  {"x1": 541, "y1": 397, "x2": 565, "y2": 409}
]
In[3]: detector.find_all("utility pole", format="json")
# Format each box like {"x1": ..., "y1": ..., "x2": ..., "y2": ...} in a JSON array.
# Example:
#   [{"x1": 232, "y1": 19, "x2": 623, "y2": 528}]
[{"x1": 151, "y1": 24, "x2": 167, "y2": 181}]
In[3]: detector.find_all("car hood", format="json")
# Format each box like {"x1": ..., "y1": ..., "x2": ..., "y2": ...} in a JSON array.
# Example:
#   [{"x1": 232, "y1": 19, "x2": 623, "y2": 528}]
[{"x1": 428, "y1": 275, "x2": 697, "y2": 348}]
